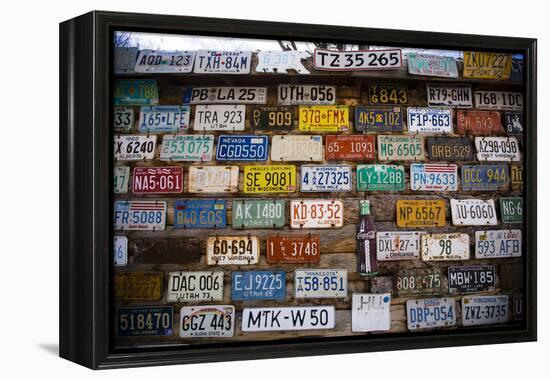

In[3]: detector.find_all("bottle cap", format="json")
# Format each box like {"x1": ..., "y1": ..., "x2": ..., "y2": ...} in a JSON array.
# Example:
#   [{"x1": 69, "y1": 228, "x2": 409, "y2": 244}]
[{"x1": 360, "y1": 200, "x2": 370, "y2": 215}]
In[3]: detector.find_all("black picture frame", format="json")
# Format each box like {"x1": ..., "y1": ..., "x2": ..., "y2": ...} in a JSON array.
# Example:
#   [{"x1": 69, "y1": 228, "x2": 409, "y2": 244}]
[{"x1": 59, "y1": 10, "x2": 537, "y2": 369}]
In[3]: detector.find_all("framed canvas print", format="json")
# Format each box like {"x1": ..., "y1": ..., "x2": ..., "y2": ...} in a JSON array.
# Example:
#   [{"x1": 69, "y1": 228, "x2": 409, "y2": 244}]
[{"x1": 59, "y1": 11, "x2": 537, "y2": 369}]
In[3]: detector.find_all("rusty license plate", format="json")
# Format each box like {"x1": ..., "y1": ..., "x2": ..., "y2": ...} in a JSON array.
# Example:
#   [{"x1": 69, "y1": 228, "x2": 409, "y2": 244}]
[
  {"x1": 325, "y1": 135, "x2": 376, "y2": 161},
  {"x1": 426, "y1": 137, "x2": 474, "y2": 161},
  {"x1": 266, "y1": 235, "x2": 321, "y2": 264},
  {"x1": 456, "y1": 110, "x2": 503, "y2": 135},
  {"x1": 114, "y1": 272, "x2": 163, "y2": 301}
]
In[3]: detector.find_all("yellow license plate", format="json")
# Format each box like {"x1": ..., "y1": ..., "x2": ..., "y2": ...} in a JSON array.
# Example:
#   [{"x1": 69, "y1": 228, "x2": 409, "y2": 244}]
[
  {"x1": 114, "y1": 272, "x2": 163, "y2": 301},
  {"x1": 298, "y1": 105, "x2": 349, "y2": 132},
  {"x1": 243, "y1": 165, "x2": 296, "y2": 193},
  {"x1": 463, "y1": 52, "x2": 513, "y2": 80},
  {"x1": 396, "y1": 200, "x2": 446, "y2": 227}
]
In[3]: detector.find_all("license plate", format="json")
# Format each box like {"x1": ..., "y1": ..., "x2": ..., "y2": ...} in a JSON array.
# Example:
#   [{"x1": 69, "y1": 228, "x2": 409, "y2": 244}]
[
  {"x1": 475, "y1": 229, "x2": 522, "y2": 258},
  {"x1": 510, "y1": 58, "x2": 523, "y2": 82},
  {"x1": 456, "y1": 110, "x2": 503, "y2": 134},
  {"x1": 410, "y1": 164, "x2": 458, "y2": 191},
  {"x1": 179, "y1": 305, "x2": 235, "y2": 337},
  {"x1": 167, "y1": 271, "x2": 224, "y2": 302},
  {"x1": 512, "y1": 294, "x2": 524, "y2": 321},
  {"x1": 396, "y1": 200, "x2": 446, "y2": 227},
  {"x1": 270, "y1": 135, "x2": 323, "y2": 162},
  {"x1": 174, "y1": 199, "x2": 227, "y2": 229},
  {"x1": 132, "y1": 238, "x2": 201, "y2": 264},
  {"x1": 135, "y1": 50, "x2": 195, "y2": 73},
  {"x1": 475, "y1": 91, "x2": 523, "y2": 111},
  {"x1": 138, "y1": 105, "x2": 190, "y2": 133},
  {"x1": 314, "y1": 48, "x2": 402, "y2": 70},
  {"x1": 475, "y1": 136, "x2": 521, "y2": 161},
  {"x1": 114, "y1": 47, "x2": 138, "y2": 74},
  {"x1": 407, "y1": 53, "x2": 458, "y2": 77},
  {"x1": 188, "y1": 166, "x2": 239, "y2": 193},
  {"x1": 256, "y1": 50, "x2": 310, "y2": 74},
  {"x1": 503, "y1": 112, "x2": 524, "y2": 134},
  {"x1": 407, "y1": 107, "x2": 452, "y2": 133},
  {"x1": 114, "y1": 79, "x2": 159, "y2": 106},
  {"x1": 426, "y1": 137, "x2": 474, "y2": 161},
  {"x1": 450, "y1": 199, "x2": 497, "y2": 226},
  {"x1": 117, "y1": 306, "x2": 173, "y2": 337},
  {"x1": 355, "y1": 106, "x2": 403, "y2": 132},
  {"x1": 376, "y1": 231, "x2": 422, "y2": 260},
  {"x1": 426, "y1": 84, "x2": 472, "y2": 107},
  {"x1": 461, "y1": 165, "x2": 509, "y2": 191},
  {"x1": 267, "y1": 235, "x2": 320, "y2": 264},
  {"x1": 159, "y1": 134, "x2": 214, "y2": 161},
  {"x1": 114, "y1": 135, "x2": 157, "y2": 161},
  {"x1": 325, "y1": 135, "x2": 376, "y2": 161},
  {"x1": 298, "y1": 105, "x2": 350, "y2": 132},
  {"x1": 500, "y1": 197, "x2": 523, "y2": 223},
  {"x1": 113, "y1": 236, "x2": 128, "y2": 266},
  {"x1": 369, "y1": 83, "x2": 409, "y2": 105},
  {"x1": 231, "y1": 271, "x2": 286, "y2": 301},
  {"x1": 114, "y1": 107, "x2": 135, "y2": 131},
  {"x1": 206, "y1": 236, "x2": 260, "y2": 265},
  {"x1": 114, "y1": 272, "x2": 163, "y2": 301},
  {"x1": 231, "y1": 199, "x2": 286, "y2": 229},
  {"x1": 357, "y1": 164, "x2": 405, "y2": 191},
  {"x1": 114, "y1": 166, "x2": 130, "y2": 194},
  {"x1": 300, "y1": 165, "x2": 352, "y2": 192},
  {"x1": 132, "y1": 167, "x2": 183, "y2": 194},
  {"x1": 351, "y1": 294, "x2": 391, "y2": 332},
  {"x1": 114, "y1": 201, "x2": 166, "y2": 231},
  {"x1": 193, "y1": 50, "x2": 251, "y2": 74},
  {"x1": 421, "y1": 233, "x2": 470, "y2": 261},
  {"x1": 294, "y1": 269, "x2": 347, "y2": 298},
  {"x1": 396, "y1": 269, "x2": 443, "y2": 296},
  {"x1": 278, "y1": 85, "x2": 336, "y2": 105},
  {"x1": 462, "y1": 296, "x2": 509, "y2": 326},
  {"x1": 463, "y1": 51, "x2": 513, "y2": 80},
  {"x1": 406, "y1": 298, "x2": 456, "y2": 330},
  {"x1": 215, "y1": 135, "x2": 269, "y2": 161},
  {"x1": 377, "y1": 135, "x2": 426, "y2": 161},
  {"x1": 184, "y1": 86, "x2": 267, "y2": 104},
  {"x1": 243, "y1": 164, "x2": 296, "y2": 193},
  {"x1": 448, "y1": 265, "x2": 496, "y2": 294},
  {"x1": 511, "y1": 165, "x2": 523, "y2": 191},
  {"x1": 290, "y1": 199, "x2": 344, "y2": 228},
  {"x1": 193, "y1": 105, "x2": 245, "y2": 131},
  {"x1": 242, "y1": 306, "x2": 335, "y2": 332},
  {"x1": 251, "y1": 106, "x2": 295, "y2": 131}
]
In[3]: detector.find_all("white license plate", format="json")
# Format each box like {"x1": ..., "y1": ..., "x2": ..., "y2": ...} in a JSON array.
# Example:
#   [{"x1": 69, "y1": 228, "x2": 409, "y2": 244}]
[
  {"x1": 407, "y1": 107, "x2": 452, "y2": 133},
  {"x1": 241, "y1": 306, "x2": 335, "y2": 332},
  {"x1": 352, "y1": 293, "x2": 391, "y2": 332},
  {"x1": 270, "y1": 135, "x2": 324, "y2": 161},
  {"x1": 179, "y1": 305, "x2": 235, "y2": 338},
  {"x1": 475, "y1": 137, "x2": 522, "y2": 162},
  {"x1": 206, "y1": 236, "x2": 260, "y2": 265},
  {"x1": 426, "y1": 84, "x2": 472, "y2": 107},
  {"x1": 113, "y1": 166, "x2": 130, "y2": 194},
  {"x1": 407, "y1": 53, "x2": 458, "y2": 77},
  {"x1": 406, "y1": 298, "x2": 456, "y2": 331},
  {"x1": 377, "y1": 135, "x2": 426, "y2": 161},
  {"x1": 376, "y1": 231, "x2": 423, "y2": 261},
  {"x1": 187, "y1": 166, "x2": 239, "y2": 193},
  {"x1": 313, "y1": 48, "x2": 402, "y2": 70},
  {"x1": 138, "y1": 106, "x2": 190, "y2": 133},
  {"x1": 113, "y1": 201, "x2": 166, "y2": 231},
  {"x1": 134, "y1": 50, "x2": 196, "y2": 73},
  {"x1": 167, "y1": 271, "x2": 224, "y2": 302},
  {"x1": 193, "y1": 105, "x2": 245, "y2": 131},
  {"x1": 278, "y1": 85, "x2": 336, "y2": 105},
  {"x1": 450, "y1": 199, "x2": 498, "y2": 226},
  {"x1": 294, "y1": 269, "x2": 347, "y2": 298},
  {"x1": 114, "y1": 107, "x2": 135, "y2": 131},
  {"x1": 475, "y1": 229, "x2": 522, "y2": 258},
  {"x1": 113, "y1": 236, "x2": 127, "y2": 266},
  {"x1": 410, "y1": 163, "x2": 458, "y2": 191},
  {"x1": 193, "y1": 50, "x2": 251, "y2": 74},
  {"x1": 462, "y1": 296, "x2": 509, "y2": 326},
  {"x1": 114, "y1": 135, "x2": 157, "y2": 161},
  {"x1": 185, "y1": 87, "x2": 267, "y2": 104},
  {"x1": 256, "y1": 50, "x2": 310, "y2": 74},
  {"x1": 159, "y1": 134, "x2": 214, "y2": 161},
  {"x1": 290, "y1": 199, "x2": 344, "y2": 229},
  {"x1": 300, "y1": 165, "x2": 352, "y2": 192},
  {"x1": 475, "y1": 91, "x2": 523, "y2": 111},
  {"x1": 421, "y1": 233, "x2": 470, "y2": 261}
]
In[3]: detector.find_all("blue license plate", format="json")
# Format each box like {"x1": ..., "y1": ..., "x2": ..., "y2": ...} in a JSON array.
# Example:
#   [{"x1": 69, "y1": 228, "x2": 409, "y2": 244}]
[
  {"x1": 117, "y1": 306, "x2": 173, "y2": 337},
  {"x1": 114, "y1": 79, "x2": 159, "y2": 106},
  {"x1": 510, "y1": 57, "x2": 523, "y2": 82},
  {"x1": 461, "y1": 165, "x2": 509, "y2": 191},
  {"x1": 174, "y1": 199, "x2": 226, "y2": 228},
  {"x1": 231, "y1": 271, "x2": 286, "y2": 301},
  {"x1": 215, "y1": 135, "x2": 269, "y2": 161}
]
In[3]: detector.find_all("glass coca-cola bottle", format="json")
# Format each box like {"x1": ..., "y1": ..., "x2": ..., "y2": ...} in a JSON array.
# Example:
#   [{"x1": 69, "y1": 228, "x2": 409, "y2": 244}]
[{"x1": 357, "y1": 200, "x2": 378, "y2": 276}]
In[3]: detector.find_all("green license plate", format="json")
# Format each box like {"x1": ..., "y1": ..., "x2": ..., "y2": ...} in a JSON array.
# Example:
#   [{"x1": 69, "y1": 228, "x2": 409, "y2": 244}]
[
  {"x1": 114, "y1": 79, "x2": 159, "y2": 106},
  {"x1": 232, "y1": 199, "x2": 286, "y2": 229},
  {"x1": 500, "y1": 197, "x2": 523, "y2": 224},
  {"x1": 356, "y1": 164, "x2": 405, "y2": 191}
]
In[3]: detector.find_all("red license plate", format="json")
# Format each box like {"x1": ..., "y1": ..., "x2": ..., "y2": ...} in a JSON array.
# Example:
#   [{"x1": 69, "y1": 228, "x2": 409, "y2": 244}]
[
  {"x1": 266, "y1": 235, "x2": 321, "y2": 264},
  {"x1": 132, "y1": 167, "x2": 184, "y2": 194},
  {"x1": 325, "y1": 135, "x2": 376, "y2": 161},
  {"x1": 456, "y1": 111, "x2": 503, "y2": 135}
]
